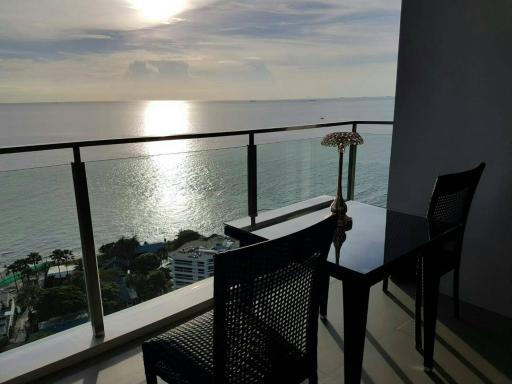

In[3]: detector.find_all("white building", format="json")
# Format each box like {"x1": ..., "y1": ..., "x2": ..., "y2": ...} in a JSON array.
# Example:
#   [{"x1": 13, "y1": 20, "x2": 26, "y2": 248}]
[
  {"x1": 46, "y1": 265, "x2": 77, "y2": 280},
  {"x1": 0, "y1": 298, "x2": 16, "y2": 339},
  {"x1": 167, "y1": 236, "x2": 233, "y2": 288}
]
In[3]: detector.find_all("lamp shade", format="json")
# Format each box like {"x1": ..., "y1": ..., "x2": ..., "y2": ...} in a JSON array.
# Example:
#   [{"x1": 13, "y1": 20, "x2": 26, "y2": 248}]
[{"x1": 321, "y1": 132, "x2": 363, "y2": 152}]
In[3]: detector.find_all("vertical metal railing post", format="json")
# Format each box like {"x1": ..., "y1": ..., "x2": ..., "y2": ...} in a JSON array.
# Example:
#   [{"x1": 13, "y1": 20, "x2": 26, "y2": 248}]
[
  {"x1": 347, "y1": 122, "x2": 358, "y2": 201},
  {"x1": 71, "y1": 147, "x2": 104, "y2": 337},
  {"x1": 247, "y1": 133, "x2": 258, "y2": 228}
]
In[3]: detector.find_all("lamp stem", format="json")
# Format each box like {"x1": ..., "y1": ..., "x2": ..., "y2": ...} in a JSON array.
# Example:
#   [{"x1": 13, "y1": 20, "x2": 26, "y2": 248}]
[
  {"x1": 337, "y1": 150, "x2": 344, "y2": 200},
  {"x1": 331, "y1": 148, "x2": 352, "y2": 230}
]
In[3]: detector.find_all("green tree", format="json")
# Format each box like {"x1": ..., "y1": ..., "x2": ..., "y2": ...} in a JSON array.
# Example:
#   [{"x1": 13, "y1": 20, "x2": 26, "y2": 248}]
[
  {"x1": 130, "y1": 253, "x2": 160, "y2": 274},
  {"x1": 99, "y1": 268, "x2": 122, "y2": 281},
  {"x1": 147, "y1": 269, "x2": 171, "y2": 296},
  {"x1": 166, "y1": 230, "x2": 203, "y2": 252},
  {"x1": 8, "y1": 259, "x2": 31, "y2": 287},
  {"x1": 69, "y1": 270, "x2": 85, "y2": 290},
  {"x1": 177, "y1": 229, "x2": 201, "y2": 244},
  {"x1": 101, "y1": 282, "x2": 122, "y2": 315},
  {"x1": 49, "y1": 249, "x2": 74, "y2": 277},
  {"x1": 6, "y1": 263, "x2": 19, "y2": 292},
  {"x1": 98, "y1": 237, "x2": 139, "y2": 269},
  {"x1": 50, "y1": 249, "x2": 65, "y2": 276},
  {"x1": 34, "y1": 285, "x2": 87, "y2": 321},
  {"x1": 18, "y1": 284, "x2": 41, "y2": 314},
  {"x1": 62, "y1": 249, "x2": 74, "y2": 277},
  {"x1": 19, "y1": 260, "x2": 33, "y2": 285},
  {"x1": 127, "y1": 269, "x2": 171, "y2": 301},
  {"x1": 27, "y1": 252, "x2": 42, "y2": 266}
]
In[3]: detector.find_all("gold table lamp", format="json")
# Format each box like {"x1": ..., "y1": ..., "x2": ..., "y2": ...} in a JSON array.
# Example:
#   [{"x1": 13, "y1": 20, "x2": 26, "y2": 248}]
[{"x1": 321, "y1": 132, "x2": 364, "y2": 262}]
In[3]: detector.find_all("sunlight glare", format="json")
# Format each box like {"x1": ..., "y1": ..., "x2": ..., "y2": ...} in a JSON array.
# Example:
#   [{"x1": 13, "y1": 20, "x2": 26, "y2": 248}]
[
  {"x1": 141, "y1": 100, "x2": 194, "y2": 222},
  {"x1": 131, "y1": 0, "x2": 187, "y2": 23},
  {"x1": 143, "y1": 100, "x2": 192, "y2": 155}
]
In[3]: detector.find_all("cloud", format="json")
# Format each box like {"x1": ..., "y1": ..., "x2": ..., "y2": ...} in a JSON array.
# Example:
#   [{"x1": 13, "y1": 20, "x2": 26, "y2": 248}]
[
  {"x1": 192, "y1": 58, "x2": 272, "y2": 83},
  {"x1": 151, "y1": 61, "x2": 190, "y2": 77},
  {"x1": 127, "y1": 61, "x2": 158, "y2": 78},
  {"x1": 284, "y1": 1, "x2": 338, "y2": 12},
  {"x1": 0, "y1": 0, "x2": 218, "y2": 41},
  {"x1": 0, "y1": 0, "x2": 401, "y2": 102},
  {"x1": 126, "y1": 60, "x2": 190, "y2": 81}
]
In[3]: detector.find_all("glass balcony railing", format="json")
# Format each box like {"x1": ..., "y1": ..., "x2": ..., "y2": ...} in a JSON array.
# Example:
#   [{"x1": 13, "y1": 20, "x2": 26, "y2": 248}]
[
  {"x1": 258, "y1": 138, "x2": 346, "y2": 211},
  {"x1": 0, "y1": 165, "x2": 87, "y2": 349},
  {"x1": 353, "y1": 132, "x2": 392, "y2": 207},
  {"x1": 85, "y1": 148, "x2": 246, "y2": 314},
  {"x1": 0, "y1": 120, "x2": 392, "y2": 353}
]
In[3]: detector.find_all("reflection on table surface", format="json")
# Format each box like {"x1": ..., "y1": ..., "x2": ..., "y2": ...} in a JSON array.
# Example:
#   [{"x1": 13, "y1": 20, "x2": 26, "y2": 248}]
[{"x1": 253, "y1": 201, "x2": 429, "y2": 275}]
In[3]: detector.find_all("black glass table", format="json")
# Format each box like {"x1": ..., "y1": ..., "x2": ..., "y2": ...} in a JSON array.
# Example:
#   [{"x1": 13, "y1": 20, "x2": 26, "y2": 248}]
[{"x1": 225, "y1": 200, "x2": 457, "y2": 383}]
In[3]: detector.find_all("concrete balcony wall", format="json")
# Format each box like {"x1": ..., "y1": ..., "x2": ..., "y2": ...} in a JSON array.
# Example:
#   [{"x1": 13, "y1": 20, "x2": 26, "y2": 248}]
[{"x1": 388, "y1": 0, "x2": 512, "y2": 317}]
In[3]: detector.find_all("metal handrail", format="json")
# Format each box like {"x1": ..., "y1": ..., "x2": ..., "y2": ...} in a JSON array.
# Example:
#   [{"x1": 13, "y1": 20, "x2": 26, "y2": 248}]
[
  {"x1": 0, "y1": 119, "x2": 393, "y2": 338},
  {"x1": 0, "y1": 120, "x2": 392, "y2": 154}
]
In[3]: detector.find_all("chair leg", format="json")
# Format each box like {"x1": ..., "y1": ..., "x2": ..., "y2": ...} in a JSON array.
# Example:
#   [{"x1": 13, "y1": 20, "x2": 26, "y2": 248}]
[
  {"x1": 145, "y1": 371, "x2": 158, "y2": 384},
  {"x1": 319, "y1": 272, "x2": 330, "y2": 320},
  {"x1": 415, "y1": 258, "x2": 423, "y2": 352},
  {"x1": 453, "y1": 266, "x2": 460, "y2": 319},
  {"x1": 142, "y1": 345, "x2": 158, "y2": 384},
  {"x1": 423, "y1": 266, "x2": 440, "y2": 371},
  {"x1": 382, "y1": 276, "x2": 389, "y2": 293}
]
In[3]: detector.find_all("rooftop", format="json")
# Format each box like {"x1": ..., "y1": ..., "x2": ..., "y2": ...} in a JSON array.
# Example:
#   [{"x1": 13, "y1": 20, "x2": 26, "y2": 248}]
[
  {"x1": 46, "y1": 265, "x2": 77, "y2": 279},
  {"x1": 134, "y1": 243, "x2": 165, "y2": 256}
]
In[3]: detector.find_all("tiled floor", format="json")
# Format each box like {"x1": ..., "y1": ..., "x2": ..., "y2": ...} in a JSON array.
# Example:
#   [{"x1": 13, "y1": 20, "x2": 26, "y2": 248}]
[{"x1": 47, "y1": 280, "x2": 512, "y2": 384}]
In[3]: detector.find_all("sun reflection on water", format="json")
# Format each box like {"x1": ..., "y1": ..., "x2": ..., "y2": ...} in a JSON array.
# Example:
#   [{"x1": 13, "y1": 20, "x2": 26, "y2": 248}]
[
  {"x1": 142, "y1": 100, "x2": 192, "y2": 156},
  {"x1": 141, "y1": 100, "x2": 194, "y2": 225}
]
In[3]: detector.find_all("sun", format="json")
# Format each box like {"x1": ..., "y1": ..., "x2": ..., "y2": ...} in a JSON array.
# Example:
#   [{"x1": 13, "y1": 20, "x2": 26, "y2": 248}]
[{"x1": 130, "y1": 0, "x2": 187, "y2": 23}]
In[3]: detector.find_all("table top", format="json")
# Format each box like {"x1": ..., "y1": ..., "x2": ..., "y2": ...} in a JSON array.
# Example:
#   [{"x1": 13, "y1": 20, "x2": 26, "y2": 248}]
[{"x1": 226, "y1": 200, "x2": 434, "y2": 284}]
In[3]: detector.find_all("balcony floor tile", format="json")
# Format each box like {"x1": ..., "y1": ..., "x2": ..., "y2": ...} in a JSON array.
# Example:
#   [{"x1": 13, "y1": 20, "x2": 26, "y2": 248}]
[{"x1": 47, "y1": 280, "x2": 512, "y2": 384}]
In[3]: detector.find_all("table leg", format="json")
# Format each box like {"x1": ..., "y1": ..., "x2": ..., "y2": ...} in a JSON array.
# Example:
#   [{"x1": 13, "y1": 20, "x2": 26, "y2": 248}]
[
  {"x1": 343, "y1": 280, "x2": 370, "y2": 384},
  {"x1": 423, "y1": 261, "x2": 440, "y2": 371},
  {"x1": 382, "y1": 276, "x2": 389, "y2": 293}
]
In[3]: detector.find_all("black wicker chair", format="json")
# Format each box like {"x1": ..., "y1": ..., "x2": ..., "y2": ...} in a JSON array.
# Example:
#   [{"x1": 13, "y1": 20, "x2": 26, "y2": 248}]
[
  {"x1": 383, "y1": 163, "x2": 485, "y2": 352},
  {"x1": 416, "y1": 163, "x2": 485, "y2": 358},
  {"x1": 142, "y1": 214, "x2": 337, "y2": 384}
]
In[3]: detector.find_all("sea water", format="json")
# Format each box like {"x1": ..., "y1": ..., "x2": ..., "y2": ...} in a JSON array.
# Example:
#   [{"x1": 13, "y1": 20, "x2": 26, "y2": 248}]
[{"x1": 0, "y1": 98, "x2": 393, "y2": 266}]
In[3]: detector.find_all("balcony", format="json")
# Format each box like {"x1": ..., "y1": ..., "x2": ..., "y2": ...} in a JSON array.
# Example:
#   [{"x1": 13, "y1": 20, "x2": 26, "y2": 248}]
[
  {"x1": 0, "y1": 121, "x2": 386, "y2": 379},
  {"x1": 30, "y1": 280, "x2": 512, "y2": 383},
  {"x1": 0, "y1": 121, "x2": 511, "y2": 383}
]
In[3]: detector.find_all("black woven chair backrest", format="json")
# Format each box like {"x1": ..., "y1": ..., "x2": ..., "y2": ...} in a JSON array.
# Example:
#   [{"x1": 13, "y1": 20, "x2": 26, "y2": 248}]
[
  {"x1": 427, "y1": 163, "x2": 485, "y2": 237},
  {"x1": 213, "y1": 214, "x2": 337, "y2": 383}
]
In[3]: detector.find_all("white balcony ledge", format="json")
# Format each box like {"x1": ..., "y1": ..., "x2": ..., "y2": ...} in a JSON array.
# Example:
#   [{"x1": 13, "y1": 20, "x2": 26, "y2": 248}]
[{"x1": 0, "y1": 278, "x2": 213, "y2": 384}]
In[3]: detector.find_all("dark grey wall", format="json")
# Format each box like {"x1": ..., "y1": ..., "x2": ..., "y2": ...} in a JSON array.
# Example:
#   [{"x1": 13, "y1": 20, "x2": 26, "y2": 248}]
[{"x1": 388, "y1": 0, "x2": 512, "y2": 317}]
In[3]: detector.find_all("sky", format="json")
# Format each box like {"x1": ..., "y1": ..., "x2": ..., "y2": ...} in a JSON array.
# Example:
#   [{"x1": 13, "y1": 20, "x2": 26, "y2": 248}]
[{"x1": 0, "y1": 0, "x2": 401, "y2": 103}]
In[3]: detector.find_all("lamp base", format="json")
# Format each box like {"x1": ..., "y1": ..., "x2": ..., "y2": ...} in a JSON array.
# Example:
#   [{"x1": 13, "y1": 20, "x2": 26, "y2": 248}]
[
  {"x1": 330, "y1": 195, "x2": 353, "y2": 264},
  {"x1": 330, "y1": 196, "x2": 353, "y2": 231}
]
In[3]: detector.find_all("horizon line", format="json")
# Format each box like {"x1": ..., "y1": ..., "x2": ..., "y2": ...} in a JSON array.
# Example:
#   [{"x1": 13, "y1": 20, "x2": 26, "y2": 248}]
[{"x1": 0, "y1": 95, "x2": 395, "y2": 106}]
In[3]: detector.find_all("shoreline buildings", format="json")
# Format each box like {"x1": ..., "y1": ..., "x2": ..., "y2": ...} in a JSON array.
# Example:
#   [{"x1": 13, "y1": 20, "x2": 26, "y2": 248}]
[{"x1": 165, "y1": 235, "x2": 234, "y2": 288}]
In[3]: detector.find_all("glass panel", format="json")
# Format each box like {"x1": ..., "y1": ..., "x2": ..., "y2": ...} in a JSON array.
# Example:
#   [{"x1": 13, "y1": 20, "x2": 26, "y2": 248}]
[
  {"x1": 86, "y1": 146, "x2": 246, "y2": 314},
  {"x1": 353, "y1": 133, "x2": 392, "y2": 207},
  {"x1": 0, "y1": 165, "x2": 86, "y2": 352},
  {"x1": 257, "y1": 138, "x2": 349, "y2": 211},
  {"x1": 257, "y1": 132, "x2": 392, "y2": 212}
]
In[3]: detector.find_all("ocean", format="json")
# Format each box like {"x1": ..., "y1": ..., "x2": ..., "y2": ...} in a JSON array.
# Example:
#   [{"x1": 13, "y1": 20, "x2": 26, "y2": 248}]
[{"x1": 0, "y1": 98, "x2": 393, "y2": 267}]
